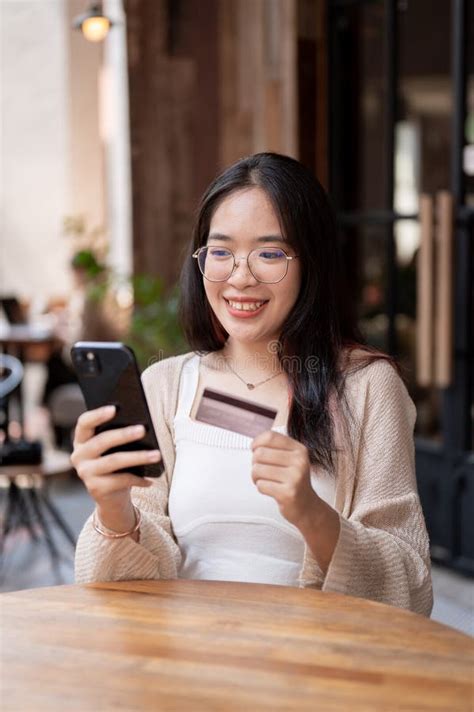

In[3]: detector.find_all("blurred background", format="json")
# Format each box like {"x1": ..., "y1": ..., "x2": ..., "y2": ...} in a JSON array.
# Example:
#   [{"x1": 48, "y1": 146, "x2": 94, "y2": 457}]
[{"x1": 0, "y1": 0, "x2": 472, "y2": 633}]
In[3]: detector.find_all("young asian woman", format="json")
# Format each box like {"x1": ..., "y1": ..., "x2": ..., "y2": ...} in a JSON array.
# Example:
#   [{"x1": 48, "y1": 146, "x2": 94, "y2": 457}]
[{"x1": 72, "y1": 152, "x2": 433, "y2": 616}]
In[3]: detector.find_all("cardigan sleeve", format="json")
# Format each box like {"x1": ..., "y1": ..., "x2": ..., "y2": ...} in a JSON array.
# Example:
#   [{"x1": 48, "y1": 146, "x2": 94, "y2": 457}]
[
  {"x1": 74, "y1": 360, "x2": 182, "y2": 584},
  {"x1": 306, "y1": 361, "x2": 433, "y2": 616},
  {"x1": 74, "y1": 475, "x2": 181, "y2": 584}
]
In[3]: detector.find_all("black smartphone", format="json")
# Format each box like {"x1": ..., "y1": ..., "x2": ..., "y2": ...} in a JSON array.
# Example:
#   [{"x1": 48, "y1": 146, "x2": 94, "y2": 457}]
[{"x1": 70, "y1": 341, "x2": 164, "y2": 478}]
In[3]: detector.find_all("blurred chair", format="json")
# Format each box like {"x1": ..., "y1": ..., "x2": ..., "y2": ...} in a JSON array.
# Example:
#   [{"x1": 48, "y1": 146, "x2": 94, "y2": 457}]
[
  {"x1": 0, "y1": 453, "x2": 77, "y2": 576},
  {"x1": 0, "y1": 355, "x2": 76, "y2": 578},
  {"x1": 0, "y1": 296, "x2": 27, "y2": 325},
  {"x1": 0, "y1": 353, "x2": 23, "y2": 401}
]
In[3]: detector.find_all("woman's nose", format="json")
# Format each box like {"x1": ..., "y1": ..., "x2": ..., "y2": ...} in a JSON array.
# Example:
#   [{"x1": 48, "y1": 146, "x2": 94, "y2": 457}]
[{"x1": 227, "y1": 256, "x2": 258, "y2": 286}]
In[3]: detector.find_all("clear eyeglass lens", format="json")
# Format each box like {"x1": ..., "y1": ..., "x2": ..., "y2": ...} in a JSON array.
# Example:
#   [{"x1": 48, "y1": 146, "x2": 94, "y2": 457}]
[
  {"x1": 198, "y1": 246, "x2": 288, "y2": 283},
  {"x1": 249, "y1": 248, "x2": 288, "y2": 282},
  {"x1": 198, "y1": 246, "x2": 233, "y2": 281}
]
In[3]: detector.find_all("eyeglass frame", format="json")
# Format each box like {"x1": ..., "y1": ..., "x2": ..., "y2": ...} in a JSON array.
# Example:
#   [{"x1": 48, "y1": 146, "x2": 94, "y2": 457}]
[{"x1": 192, "y1": 245, "x2": 299, "y2": 284}]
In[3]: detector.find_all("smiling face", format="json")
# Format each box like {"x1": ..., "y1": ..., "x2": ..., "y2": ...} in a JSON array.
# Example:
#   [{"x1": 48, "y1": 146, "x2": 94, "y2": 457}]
[{"x1": 203, "y1": 187, "x2": 301, "y2": 348}]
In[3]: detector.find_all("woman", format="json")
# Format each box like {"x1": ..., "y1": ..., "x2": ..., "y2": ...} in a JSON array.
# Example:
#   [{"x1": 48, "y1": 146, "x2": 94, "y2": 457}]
[{"x1": 72, "y1": 153, "x2": 433, "y2": 616}]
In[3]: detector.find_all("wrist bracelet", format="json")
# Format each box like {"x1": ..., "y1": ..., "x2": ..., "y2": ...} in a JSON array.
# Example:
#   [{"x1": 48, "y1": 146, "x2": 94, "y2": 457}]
[{"x1": 93, "y1": 505, "x2": 141, "y2": 539}]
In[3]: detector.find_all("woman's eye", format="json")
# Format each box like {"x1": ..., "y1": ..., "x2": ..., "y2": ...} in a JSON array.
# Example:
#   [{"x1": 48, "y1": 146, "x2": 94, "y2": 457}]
[
  {"x1": 209, "y1": 248, "x2": 231, "y2": 258},
  {"x1": 259, "y1": 250, "x2": 285, "y2": 260}
]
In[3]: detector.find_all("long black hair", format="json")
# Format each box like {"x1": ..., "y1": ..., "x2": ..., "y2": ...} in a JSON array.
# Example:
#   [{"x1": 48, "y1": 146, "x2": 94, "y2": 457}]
[{"x1": 179, "y1": 152, "x2": 394, "y2": 472}]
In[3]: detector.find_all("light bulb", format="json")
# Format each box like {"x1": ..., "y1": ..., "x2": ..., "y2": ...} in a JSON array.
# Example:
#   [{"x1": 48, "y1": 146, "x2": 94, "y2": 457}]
[{"x1": 81, "y1": 16, "x2": 111, "y2": 42}]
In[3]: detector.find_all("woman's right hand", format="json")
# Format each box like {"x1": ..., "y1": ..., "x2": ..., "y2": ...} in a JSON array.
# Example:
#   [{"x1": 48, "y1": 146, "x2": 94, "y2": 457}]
[{"x1": 70, "y1": 405, "x2": 161, "y2": 532}]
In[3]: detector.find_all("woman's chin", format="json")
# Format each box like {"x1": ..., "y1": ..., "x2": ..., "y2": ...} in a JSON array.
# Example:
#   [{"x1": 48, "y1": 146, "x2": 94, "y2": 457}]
[
  {"x1": 222, "y1": 322, "x2": 278, "y2": 346},
  {"x1": 222, "y1": 322, "x2": 265, "y2": 342}
]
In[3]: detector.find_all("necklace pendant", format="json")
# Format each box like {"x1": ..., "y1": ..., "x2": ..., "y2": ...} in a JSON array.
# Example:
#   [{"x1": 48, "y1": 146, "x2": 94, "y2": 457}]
[{"x1": 247, "y1": 383, "x2": 255, "y2": 390}]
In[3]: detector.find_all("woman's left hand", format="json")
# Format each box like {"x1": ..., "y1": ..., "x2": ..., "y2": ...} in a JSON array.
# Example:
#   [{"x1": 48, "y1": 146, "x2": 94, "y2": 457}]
[{"x1": 251, "y1": 430, "x2": 320, "y2": 529}]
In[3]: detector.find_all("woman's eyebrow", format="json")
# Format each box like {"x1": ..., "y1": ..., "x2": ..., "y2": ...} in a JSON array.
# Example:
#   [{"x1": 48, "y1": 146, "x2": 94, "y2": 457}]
[{"x1": 208, "y1": 232, "x2": 286, "y2": 243}]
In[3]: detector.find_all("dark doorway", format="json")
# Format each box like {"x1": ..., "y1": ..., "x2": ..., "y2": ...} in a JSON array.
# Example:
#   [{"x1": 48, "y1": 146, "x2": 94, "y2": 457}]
[{"x1": 328, "y1": 0, "x2": 474, "y2": 574}]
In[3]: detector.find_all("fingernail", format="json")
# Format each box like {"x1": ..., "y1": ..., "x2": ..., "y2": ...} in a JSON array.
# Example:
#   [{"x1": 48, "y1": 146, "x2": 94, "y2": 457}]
[
  {"x1": 147, "y1": 450, "x2": 161, "y2": 462},
  {"x1": 104, "y1": 405, "x2": 116, "y2": 415},
  {"x1": 130, "y1": 425, "x2": 145, "y2": 436}
]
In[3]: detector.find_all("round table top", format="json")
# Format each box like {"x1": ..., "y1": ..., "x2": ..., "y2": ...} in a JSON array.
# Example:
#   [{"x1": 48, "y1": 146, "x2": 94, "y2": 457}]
[{"x1": 2, "y1": 579, "x2": 472, "y2": 712}]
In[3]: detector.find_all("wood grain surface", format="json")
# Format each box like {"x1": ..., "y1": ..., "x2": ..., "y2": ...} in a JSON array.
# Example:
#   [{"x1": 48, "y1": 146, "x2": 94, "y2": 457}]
[{"x1": 1, "y1": 579, "x2": 472, "y2": 711}]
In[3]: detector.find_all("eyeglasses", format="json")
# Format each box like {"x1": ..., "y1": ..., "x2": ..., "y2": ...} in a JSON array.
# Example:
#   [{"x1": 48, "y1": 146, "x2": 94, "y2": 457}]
[{"x1": 192, "y1": 245, "x2": 299, "y2": 284}]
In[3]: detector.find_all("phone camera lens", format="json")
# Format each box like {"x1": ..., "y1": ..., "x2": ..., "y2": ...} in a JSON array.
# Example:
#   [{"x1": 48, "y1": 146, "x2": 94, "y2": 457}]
[{"x1": 74, "y1": 349, "x2": 100, "y2": 376}]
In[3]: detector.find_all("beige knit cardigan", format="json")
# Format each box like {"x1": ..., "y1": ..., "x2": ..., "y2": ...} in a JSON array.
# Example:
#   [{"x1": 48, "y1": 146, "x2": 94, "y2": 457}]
[{"x1": 74, "y1": 351, "x2": 433, "y2": 617}]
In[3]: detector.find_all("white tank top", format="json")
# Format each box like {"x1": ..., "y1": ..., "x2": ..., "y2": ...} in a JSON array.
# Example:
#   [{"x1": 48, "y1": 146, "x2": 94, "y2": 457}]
[{"x1": 168, "y1": 354, "x2": 336, "y2": 586}]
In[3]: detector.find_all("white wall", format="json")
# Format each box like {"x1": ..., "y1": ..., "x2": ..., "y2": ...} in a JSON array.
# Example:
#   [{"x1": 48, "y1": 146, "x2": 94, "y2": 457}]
[
  {"x1": 67, "y1": 0, "x2": 105, "y2": 254},
  {"x1": 0, "y1": 0, "x2": 106, "y2": 309}
]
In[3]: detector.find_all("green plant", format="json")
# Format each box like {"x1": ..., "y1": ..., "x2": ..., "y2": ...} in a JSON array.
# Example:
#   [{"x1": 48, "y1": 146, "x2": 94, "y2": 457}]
[
  {"x1": 62, "y1": 214, "x2": 107, "y2": 262},
  {"x1": 71, "y1": 249, "x2": 106, "y2": 279},
  {"x1": 70, "y1": 248, "x2": 111, "y2": 305},
  {"x1": 63, "y1": 213, "x2": 111, "y2": 304},
  {"x1": 126, "y1": 274, "x2": 188, "y2": 369},
  {"x1": 63, "y1": 210, "x2": 187, "y2": 364}
]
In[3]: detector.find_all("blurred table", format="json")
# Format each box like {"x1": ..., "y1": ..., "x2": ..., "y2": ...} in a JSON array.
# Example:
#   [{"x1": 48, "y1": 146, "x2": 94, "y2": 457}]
[
  {"x1": 0, "y1": 323, "x2": 56, "y2": 350},
  {"x1": 1, "y1": 580, "x2": 472, "y2": 711}
]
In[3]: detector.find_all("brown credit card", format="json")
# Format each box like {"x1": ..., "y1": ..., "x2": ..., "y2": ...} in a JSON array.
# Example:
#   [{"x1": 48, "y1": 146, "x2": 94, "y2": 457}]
[{"x1": 195, "y1": 388, "x2": 277, "y2": 437}]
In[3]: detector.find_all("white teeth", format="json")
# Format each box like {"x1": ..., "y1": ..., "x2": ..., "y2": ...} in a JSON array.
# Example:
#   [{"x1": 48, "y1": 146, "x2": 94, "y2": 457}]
[{"x1": 227, "y1": 300, "x2": 266, "y2": 311}]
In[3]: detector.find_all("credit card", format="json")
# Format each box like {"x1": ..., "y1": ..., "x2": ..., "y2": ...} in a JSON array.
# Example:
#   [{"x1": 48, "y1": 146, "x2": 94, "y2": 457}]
[{"x1": 195, "y1": 388, "x2": 277, "y2": 437}]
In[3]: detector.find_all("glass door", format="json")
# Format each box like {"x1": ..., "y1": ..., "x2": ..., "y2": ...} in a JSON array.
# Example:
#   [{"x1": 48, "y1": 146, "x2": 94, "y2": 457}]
[{"x1": 328, "y1": 0, "x2": 474, "y2": 574}]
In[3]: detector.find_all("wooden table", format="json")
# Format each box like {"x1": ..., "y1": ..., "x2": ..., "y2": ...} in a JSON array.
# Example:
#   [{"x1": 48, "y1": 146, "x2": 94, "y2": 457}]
[{"x1": 1, "y1": 580, "x2": 472, "y2": 711}]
